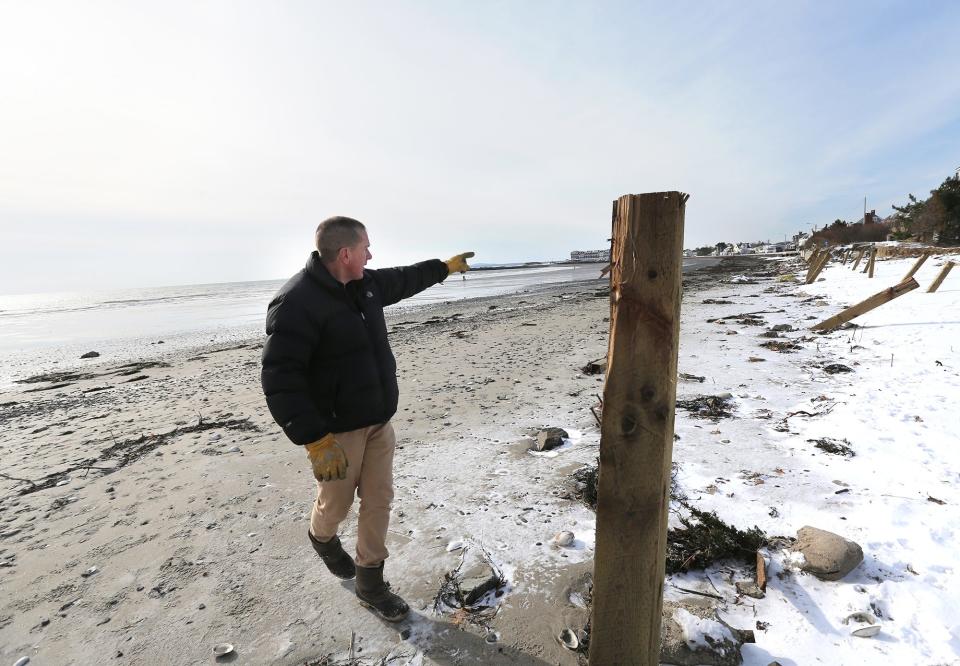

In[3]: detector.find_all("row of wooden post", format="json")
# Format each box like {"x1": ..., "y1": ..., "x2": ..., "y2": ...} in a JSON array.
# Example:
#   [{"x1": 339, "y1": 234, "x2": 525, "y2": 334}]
[
  {"x1": 803, "y1": 245, "x2": 955, "y2": 330},
  {"x1": 811, "y1": 246, "x2": 954, "y2": 293}
]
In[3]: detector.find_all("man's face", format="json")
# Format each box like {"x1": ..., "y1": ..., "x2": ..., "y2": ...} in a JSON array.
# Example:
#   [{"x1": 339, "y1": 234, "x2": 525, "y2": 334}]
[{"x1": 343, "y1": 230, "x2": 372, "y2": 282}]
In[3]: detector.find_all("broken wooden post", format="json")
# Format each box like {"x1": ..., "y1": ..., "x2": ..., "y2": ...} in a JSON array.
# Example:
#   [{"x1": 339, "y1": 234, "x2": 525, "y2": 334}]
[
  {"x1": 866, "y1": 247, "x2": 876, "y2": 278},
  {"x1": 590, "y1": 192, "x2": 686, "y2": 666},
  {"x1": 811, "y1": 278, "x2": 919, "y2": 330},
  {"x1": 927, "y1": 261, "x2": 955, "y2": 293},
  {"x1": 841, "y1": 249, "x2": 851, "y2": 266},
  {"x1": 850, "y1": 248, "x2": 865, "y2": 271},
  {"x1": 805, "y1": 250, "x2": 831, "y2": 284},
  {"x1": 902, "y1": 251, "x2": 930, "y2": 282}
]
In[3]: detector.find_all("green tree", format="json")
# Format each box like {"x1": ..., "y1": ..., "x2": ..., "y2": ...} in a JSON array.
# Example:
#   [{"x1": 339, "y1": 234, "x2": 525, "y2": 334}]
[{"x1": 695, "y1": 245, "x2": 714, "y2": 256}]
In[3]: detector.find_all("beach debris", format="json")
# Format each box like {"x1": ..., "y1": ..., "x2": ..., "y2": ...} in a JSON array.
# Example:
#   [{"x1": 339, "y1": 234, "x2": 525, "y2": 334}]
[
  {"x1": 760, "y1": 340, "x2": 802, "y2": 352},
  {"x1": 11, "y1": 417, "x2": 261, "y2": 497},
  {"x1": 535, "y1": 427, "x2": 568, "y2": 452},
  {"x1": 14, "y1": 656, "x2": 30, "y2": 666},
  {"x1": 702, "y1": 298, "x2": 733, "y2": 304},
  {"x1": 676, "y1": 394, "x2": 735, "y2": 419},
  {"x1": 433, "y1": 545, "x2": 507, "y2": 628},
  {"x1": 81, "y1": 566, "x2": 99, "y2": 578},
  {"x1": 808, "y1": 437, "x2": 854, "y2": 457},
  {"x1": 484, "y1": 631, "x2": 500, "y2": 644},
  {"x1": 581, "y1": 358, "x2": 606, "y2": 375},
  {"x1": 771, "y1": 324, "x2": 794, "y2": 332},
  {"x1": 679, "y1": 372, "x2": 705, "y2": 383},
  {"x1": 661, "y1": 602, "x2": 749, "y2": 666},
  {"x1": 213, "y1": 643, "x2": 235, "y2": 657},
  {"x1": 80, "y1": 351, "x2": 100, "y2": 359},
  {"x1": 843, "y1": 612, "x2": 881, "y2": 638},
  {"x1": 667, "y1": 504, "x2": 766, "y2": 574},
  {"x1": 823, "y1": 363, "x2": 853, "y2": 374},
  {"x1": 571, "y1": 464, "x2": 599, "y2": 509},
  {"x1": 794, "y1": 526, "x2": 863, "y2": 581},
  {"x1": 558, "y1": 628, "x2": 579, "y2": 650},
  {"x1": 226, "y1": 446, "x2": 241, "y2": 453},
  {"x1": 552, "y1": 531, "x2": 575, "y2": 548}
]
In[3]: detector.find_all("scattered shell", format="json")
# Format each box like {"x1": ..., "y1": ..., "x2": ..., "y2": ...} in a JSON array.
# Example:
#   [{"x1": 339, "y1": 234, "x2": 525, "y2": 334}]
[
  {"x1": 55, "y1": 479, "x2": 71, "y2": 487},
  {"x1": 213, "y1": 643, "x2": 234, "y2": 657},
  {"x1": 226, "y1": 446, "x2": 241, "y2": 453},
  {"x1": 484, "y1": 631, "x2": 500, "y2": 644},
  {"x1": 851, "y1": 625, "x2": 881, "y2": 638},
  {"x1": 558, "y1": 628, "x2": 579, "y2": 650},
  {"x1": 209, "y1": 434, "x2": 222, "y2": 442},
  {"x1": 553, "y1": 531, "x2": 575, "y2": 548},
  {"x1": 14, "y1": 656, "x2": 30, "y2": 666},
  {"x1": 843, "y1": 611, "x2": 881, "y2": 638},
  {"x1": 81, "y1": 566, "x2": 98, "y2": 578},
  {"x1": 446, "y1": 540, "x2": 464, "y2": 552}
]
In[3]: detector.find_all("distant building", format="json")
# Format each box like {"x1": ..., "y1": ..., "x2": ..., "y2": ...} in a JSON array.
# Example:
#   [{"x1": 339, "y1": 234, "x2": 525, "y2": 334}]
[{"x1": 570, "y1": 249, "x2": 610, "y2": 262}]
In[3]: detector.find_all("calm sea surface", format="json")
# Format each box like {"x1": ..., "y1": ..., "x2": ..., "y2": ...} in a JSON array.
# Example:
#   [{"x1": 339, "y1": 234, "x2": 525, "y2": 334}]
[{"x1": 0, "y1": 259, "x2": 714, "y2": 388}]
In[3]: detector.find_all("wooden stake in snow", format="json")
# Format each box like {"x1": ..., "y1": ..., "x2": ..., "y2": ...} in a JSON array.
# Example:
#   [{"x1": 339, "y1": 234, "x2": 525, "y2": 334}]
[
  {"x1": 867, "y1": 247, "x2": 877, "y2": 278},
  {"x1": 841, "y1": 249, "x2": 850, "y2": 266},
  {"x1": 811, "y1": 278, "x2": 919, "y2": 331},
  {"x1": 590, "y1": 192, "x2": 685, "y2": 666},
  {"x1": 903, "y1": 252, "x2": 930, "y2": 282},
  {"x1": 806, "y1": 250, "x2": 831, "y2": 284},
  {"x1": 927, "y1": 261, "x2": 955, "y2": 293},
  {"x1": 850, "y1": 248, "x2": 866, "y2": 271}
]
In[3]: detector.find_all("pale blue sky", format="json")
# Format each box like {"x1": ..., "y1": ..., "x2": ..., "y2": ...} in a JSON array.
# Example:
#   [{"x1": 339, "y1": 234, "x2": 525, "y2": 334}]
[{"x1": 1, "y1": 1, "x2": 958, "y2": 293}]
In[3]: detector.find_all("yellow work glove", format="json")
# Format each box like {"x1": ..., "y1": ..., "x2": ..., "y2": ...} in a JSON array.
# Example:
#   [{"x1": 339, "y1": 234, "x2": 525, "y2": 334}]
[
  {"x1": 305, "y1": 434, "x2": 348, "y2": 482},
  {"x1": 445, "y1": 252, "x2": 475, "y2": 274}
]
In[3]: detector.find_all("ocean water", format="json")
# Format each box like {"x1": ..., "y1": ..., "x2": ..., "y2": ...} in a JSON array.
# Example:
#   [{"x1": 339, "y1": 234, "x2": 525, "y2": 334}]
[{"x1": 0, "y1": 259, "x2": 713, "y2": 388}]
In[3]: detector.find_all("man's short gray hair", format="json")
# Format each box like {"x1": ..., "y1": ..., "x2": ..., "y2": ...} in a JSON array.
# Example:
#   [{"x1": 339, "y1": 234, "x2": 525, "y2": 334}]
[{"x1": 315, "y1": 216, "x2": 366, "y2": 262}]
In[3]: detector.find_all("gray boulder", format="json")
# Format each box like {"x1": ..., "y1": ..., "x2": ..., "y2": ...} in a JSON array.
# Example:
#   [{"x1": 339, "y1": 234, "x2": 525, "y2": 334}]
[
  {"x1": 795, "y1": 526, "x2": 863, "y2": 581},
  {"x1": 80, "y1": 351, "x2": 100, "y2": 359}
]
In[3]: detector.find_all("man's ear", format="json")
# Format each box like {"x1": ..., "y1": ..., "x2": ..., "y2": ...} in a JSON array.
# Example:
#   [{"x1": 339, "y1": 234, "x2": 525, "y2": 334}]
[{"x1": 337, "y1": 247, "x2": 350, "y2": 263}]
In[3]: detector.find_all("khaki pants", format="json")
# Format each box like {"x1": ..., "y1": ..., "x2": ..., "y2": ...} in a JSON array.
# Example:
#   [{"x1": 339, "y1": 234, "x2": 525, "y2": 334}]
[{"x1": 309, "y1": 421, "x2": 396, "y2": 568}]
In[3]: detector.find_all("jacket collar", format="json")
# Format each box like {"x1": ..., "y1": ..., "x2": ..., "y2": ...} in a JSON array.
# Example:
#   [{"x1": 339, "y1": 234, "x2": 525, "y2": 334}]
[{"x1": 305, "y1": 251, "x2": 367, "y2": 294}]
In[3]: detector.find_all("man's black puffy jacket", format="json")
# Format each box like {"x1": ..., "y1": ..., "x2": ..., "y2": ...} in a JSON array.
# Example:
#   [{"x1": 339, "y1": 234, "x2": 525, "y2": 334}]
[{"x1": 261, "y1": 252, "x2": 449, "y2": 446}]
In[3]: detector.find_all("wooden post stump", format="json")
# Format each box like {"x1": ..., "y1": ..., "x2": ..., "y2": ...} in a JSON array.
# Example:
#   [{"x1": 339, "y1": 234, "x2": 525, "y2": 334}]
[
  {"x1": 811, "y1": 278, "x2": 918, "y2": 330},
  {"x1": 589, "y1": 192, "x2": 686, "y2": 666},
  {"x1": 867, "y1": 248, "x2": 876, "y2": 278},
  {"x1": 903, "y1": 252, "x2": 930, "y2": 282},
  {"x1": 927, "y1": 261, "x2": 955, "y2": 293}
]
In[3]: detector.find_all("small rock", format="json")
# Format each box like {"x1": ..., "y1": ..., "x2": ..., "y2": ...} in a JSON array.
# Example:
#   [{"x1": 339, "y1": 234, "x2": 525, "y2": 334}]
[
  {"x1": 80, "y1": 351, "x2": 100, "y2": 359},
  {"x1": 536, "y1": 427, "x2": 569, "y2": 452},
  {"x1": 209, "y1": 433, "x2": 221, "y2": 442},
  {"x1": 198, "y1": 603, "x2": 206, "y2": 610},
  {"x1": 735, "y1": 581, "x2": 764, "y2": 599},
  {"x1": 771, "y1": 324, "x2": 794, "y2": 332},
  {"x1": 553, "y1": 531, "x2": 575, "y2": 548},
  {"x1": 226, "y1": 446, "x2": 241, "y2": 453},
  {"x1": 795, "y1": 526, "x2": 863, "y2": 581}
]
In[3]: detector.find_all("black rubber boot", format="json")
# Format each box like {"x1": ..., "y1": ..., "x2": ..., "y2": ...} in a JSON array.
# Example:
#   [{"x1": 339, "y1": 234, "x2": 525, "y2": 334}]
[
  {"x1": 355, "y1": 563, "x2": 409, "y2": 622},
  {"x1": 308, "y1": 532, "x2": 356, "y2": 580}
]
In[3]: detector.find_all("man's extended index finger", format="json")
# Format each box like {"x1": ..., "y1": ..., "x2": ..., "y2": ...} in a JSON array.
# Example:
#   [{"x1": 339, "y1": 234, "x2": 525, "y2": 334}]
[{"x1": 463, "y1": 252, "x2": 475, "y2": 259}]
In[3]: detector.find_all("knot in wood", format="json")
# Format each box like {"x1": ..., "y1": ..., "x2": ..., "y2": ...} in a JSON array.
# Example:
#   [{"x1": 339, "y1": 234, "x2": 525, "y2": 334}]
[
  {"x1": 620, "y1": 412, "x2": 637, "y2": 436},
  {"x1": 640, "y1": 385, "x2": 655, "y2": 402},
  {"x1": 647, "y1": 269, "x2": 658, "y2": 280}
]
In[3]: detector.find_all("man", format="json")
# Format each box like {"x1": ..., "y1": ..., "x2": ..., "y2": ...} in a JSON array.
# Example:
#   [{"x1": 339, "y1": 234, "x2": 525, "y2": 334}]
[{"x1": 261, "y1": 216, "x2": 473, "y2": 621}]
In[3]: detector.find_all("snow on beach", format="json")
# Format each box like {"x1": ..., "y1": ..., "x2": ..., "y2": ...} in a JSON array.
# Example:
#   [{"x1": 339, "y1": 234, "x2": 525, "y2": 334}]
[
  {"x1": 674, "y1": 252, "x2": 960, "y2": 665},
  {"x1": 0, "y1": 253, "x2": 958, "y2": 665}
]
